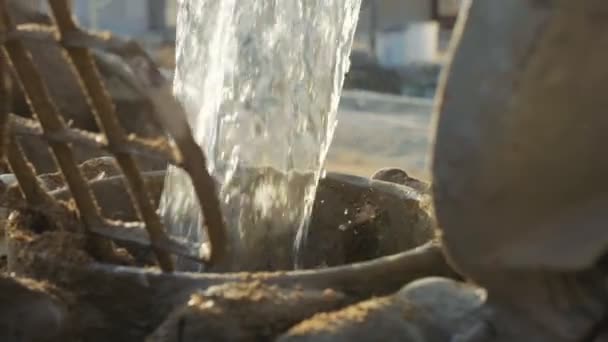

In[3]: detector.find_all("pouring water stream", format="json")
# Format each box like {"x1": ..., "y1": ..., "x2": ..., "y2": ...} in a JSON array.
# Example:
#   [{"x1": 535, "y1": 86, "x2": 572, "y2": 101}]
[{"x1": 160, "y1": 0, "x2": 361, "y2": 272}]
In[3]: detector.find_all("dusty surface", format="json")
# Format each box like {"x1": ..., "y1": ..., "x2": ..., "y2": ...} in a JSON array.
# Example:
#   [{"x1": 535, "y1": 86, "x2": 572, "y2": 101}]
[
  {"x1": 6, "y1": 210, "x2": 93, "y2": 274},
  {"x1": 431, "y1": 2, "x2": 608, "y2": 340},
  {"x1": 148, "y1": 281, "x2": 350, "y2": 342},
  {"x1": 5, "y1": 203, "x2": 136, "y2": 273}
]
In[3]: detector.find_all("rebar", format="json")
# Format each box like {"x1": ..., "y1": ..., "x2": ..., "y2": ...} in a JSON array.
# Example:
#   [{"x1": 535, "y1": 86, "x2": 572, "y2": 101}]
[
  {"x1": 0, "y1": 0, "x2": 118, "y2": 260},
  {"x1": 9, "y1": 113, "x2": 178, "y2": 164},
  {"x1": 47, "y1": 0, "x2": 176, "y2": 271},
  {"x1": 0, "y1": 0, "x2": 228, "y2": 270}
]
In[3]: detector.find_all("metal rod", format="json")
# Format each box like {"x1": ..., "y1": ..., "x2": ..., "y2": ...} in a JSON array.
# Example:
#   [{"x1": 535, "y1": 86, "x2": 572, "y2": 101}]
[
  {"x1": 139, "y1": 60, "x2": 228, "y2": 266},
  {"x1": 47, "y1": 0, "x2": 174, "y2": 272},
  {"x1": 53, "y1": 0, "x2": 231, "y2": 266},
  {"x1": 90, "y1": 219, "x2": 205, "y2": 262},
  {"x1": 9, "y1": 113, "x2": 179, "y2": 164},
  {"x1": 0, "y1": 0, "x2": 223, "y2": 268},
  {"x1": 0, "y1": 0, "x2": 115, "y2": 258},
  {"x1": 5, "y1": 136, "x2": 55, "y2": 208}
]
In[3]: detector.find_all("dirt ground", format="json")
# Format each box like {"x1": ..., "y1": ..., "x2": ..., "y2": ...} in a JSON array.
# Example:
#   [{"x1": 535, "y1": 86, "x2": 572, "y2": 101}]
[{"x1": 328, "y1": 90, "x2": 434, "y2": 180}]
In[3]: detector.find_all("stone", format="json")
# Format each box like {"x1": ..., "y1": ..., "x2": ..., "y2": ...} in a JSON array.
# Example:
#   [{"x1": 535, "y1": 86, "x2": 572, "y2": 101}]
[
  {"x1": 0, "y1": 275, "x2": 75, "y2": 341},
  {"x1": 277, "y1": 296, "x2": 430, "y2": 342},
  {"x1": 277, "y1": 277, "x2": 485, "y2": 342},
  {"x1": 397, "y1": 277, "x2": 486, "y2": 338},
  {"x1": 147, "y1": 281, "x2": 349, "y2": 342},
  {"x1": 371, "y1": 167, "x2": 430, "y2": 194}
]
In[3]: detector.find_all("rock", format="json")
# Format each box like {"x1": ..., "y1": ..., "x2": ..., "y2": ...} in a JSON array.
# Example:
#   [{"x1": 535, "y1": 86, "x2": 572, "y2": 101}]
[
  {"x1": 397, "y1": 277, "x2": 486, "y2": 338},
  {"x1": 276, "y1": 296, "x2": 429, "y2": 342},
  {"x1": 0, "y1": 174, "x2": 17, "y2": 189},
  {"x1": 0, "y1": 275, "x2": 75, "y2": 341},
  {"x1": 371, "y1": 167, "x2": 430, "y2": 194},
  {"x1": 147, "y1": 281, "x2": 350, "y2": 342},
  {"x1": 7, "y1": 0, "x2": 52, "y2": 26},
  {"x1": 432, "y1": 1, "x2": 608, "y2": 340},
  {"x1": 278, "y1": 277, "x2": 485, "y2": 342}
]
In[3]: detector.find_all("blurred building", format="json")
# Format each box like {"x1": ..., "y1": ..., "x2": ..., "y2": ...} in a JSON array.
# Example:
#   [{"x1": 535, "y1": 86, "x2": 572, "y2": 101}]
[
  {"x1": 355, "y1": 0, "x2": 462, "y2": 66},
  {"x1": 350, "y1": 0, "x2": 463, "y2": 97},
  {"x1": 63, "y1": 0, "x2": 460, "y2": 96},
  {"x1": 70, "y1": 0, "x2": 171, "y2": 43},
  {"x1": 357, "y1": 0, "x2": 461, "y2": 34}
]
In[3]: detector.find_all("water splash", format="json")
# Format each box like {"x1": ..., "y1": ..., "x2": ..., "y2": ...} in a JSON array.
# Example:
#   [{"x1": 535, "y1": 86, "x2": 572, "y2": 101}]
[{"x1": 160, "y1": 0, "x2": 361, "y2": 272}]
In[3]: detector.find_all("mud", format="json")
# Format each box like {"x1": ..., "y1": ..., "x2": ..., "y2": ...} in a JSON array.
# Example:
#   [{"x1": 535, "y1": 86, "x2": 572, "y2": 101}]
[{"x1": 4, "y1": 208, "x2": 128, "y2": 272}]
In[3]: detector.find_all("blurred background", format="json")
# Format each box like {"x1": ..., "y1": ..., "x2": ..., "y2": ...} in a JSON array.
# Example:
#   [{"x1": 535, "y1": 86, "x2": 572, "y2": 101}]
[{"x1": 22, "y1": 0, "x2": 464, "y2": 179}]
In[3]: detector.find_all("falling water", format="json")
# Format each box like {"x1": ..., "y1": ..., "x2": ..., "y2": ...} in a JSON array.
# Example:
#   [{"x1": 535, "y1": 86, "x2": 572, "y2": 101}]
[{"x1": 160, "y1": 0, "x2": 361, "y2": 272}]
